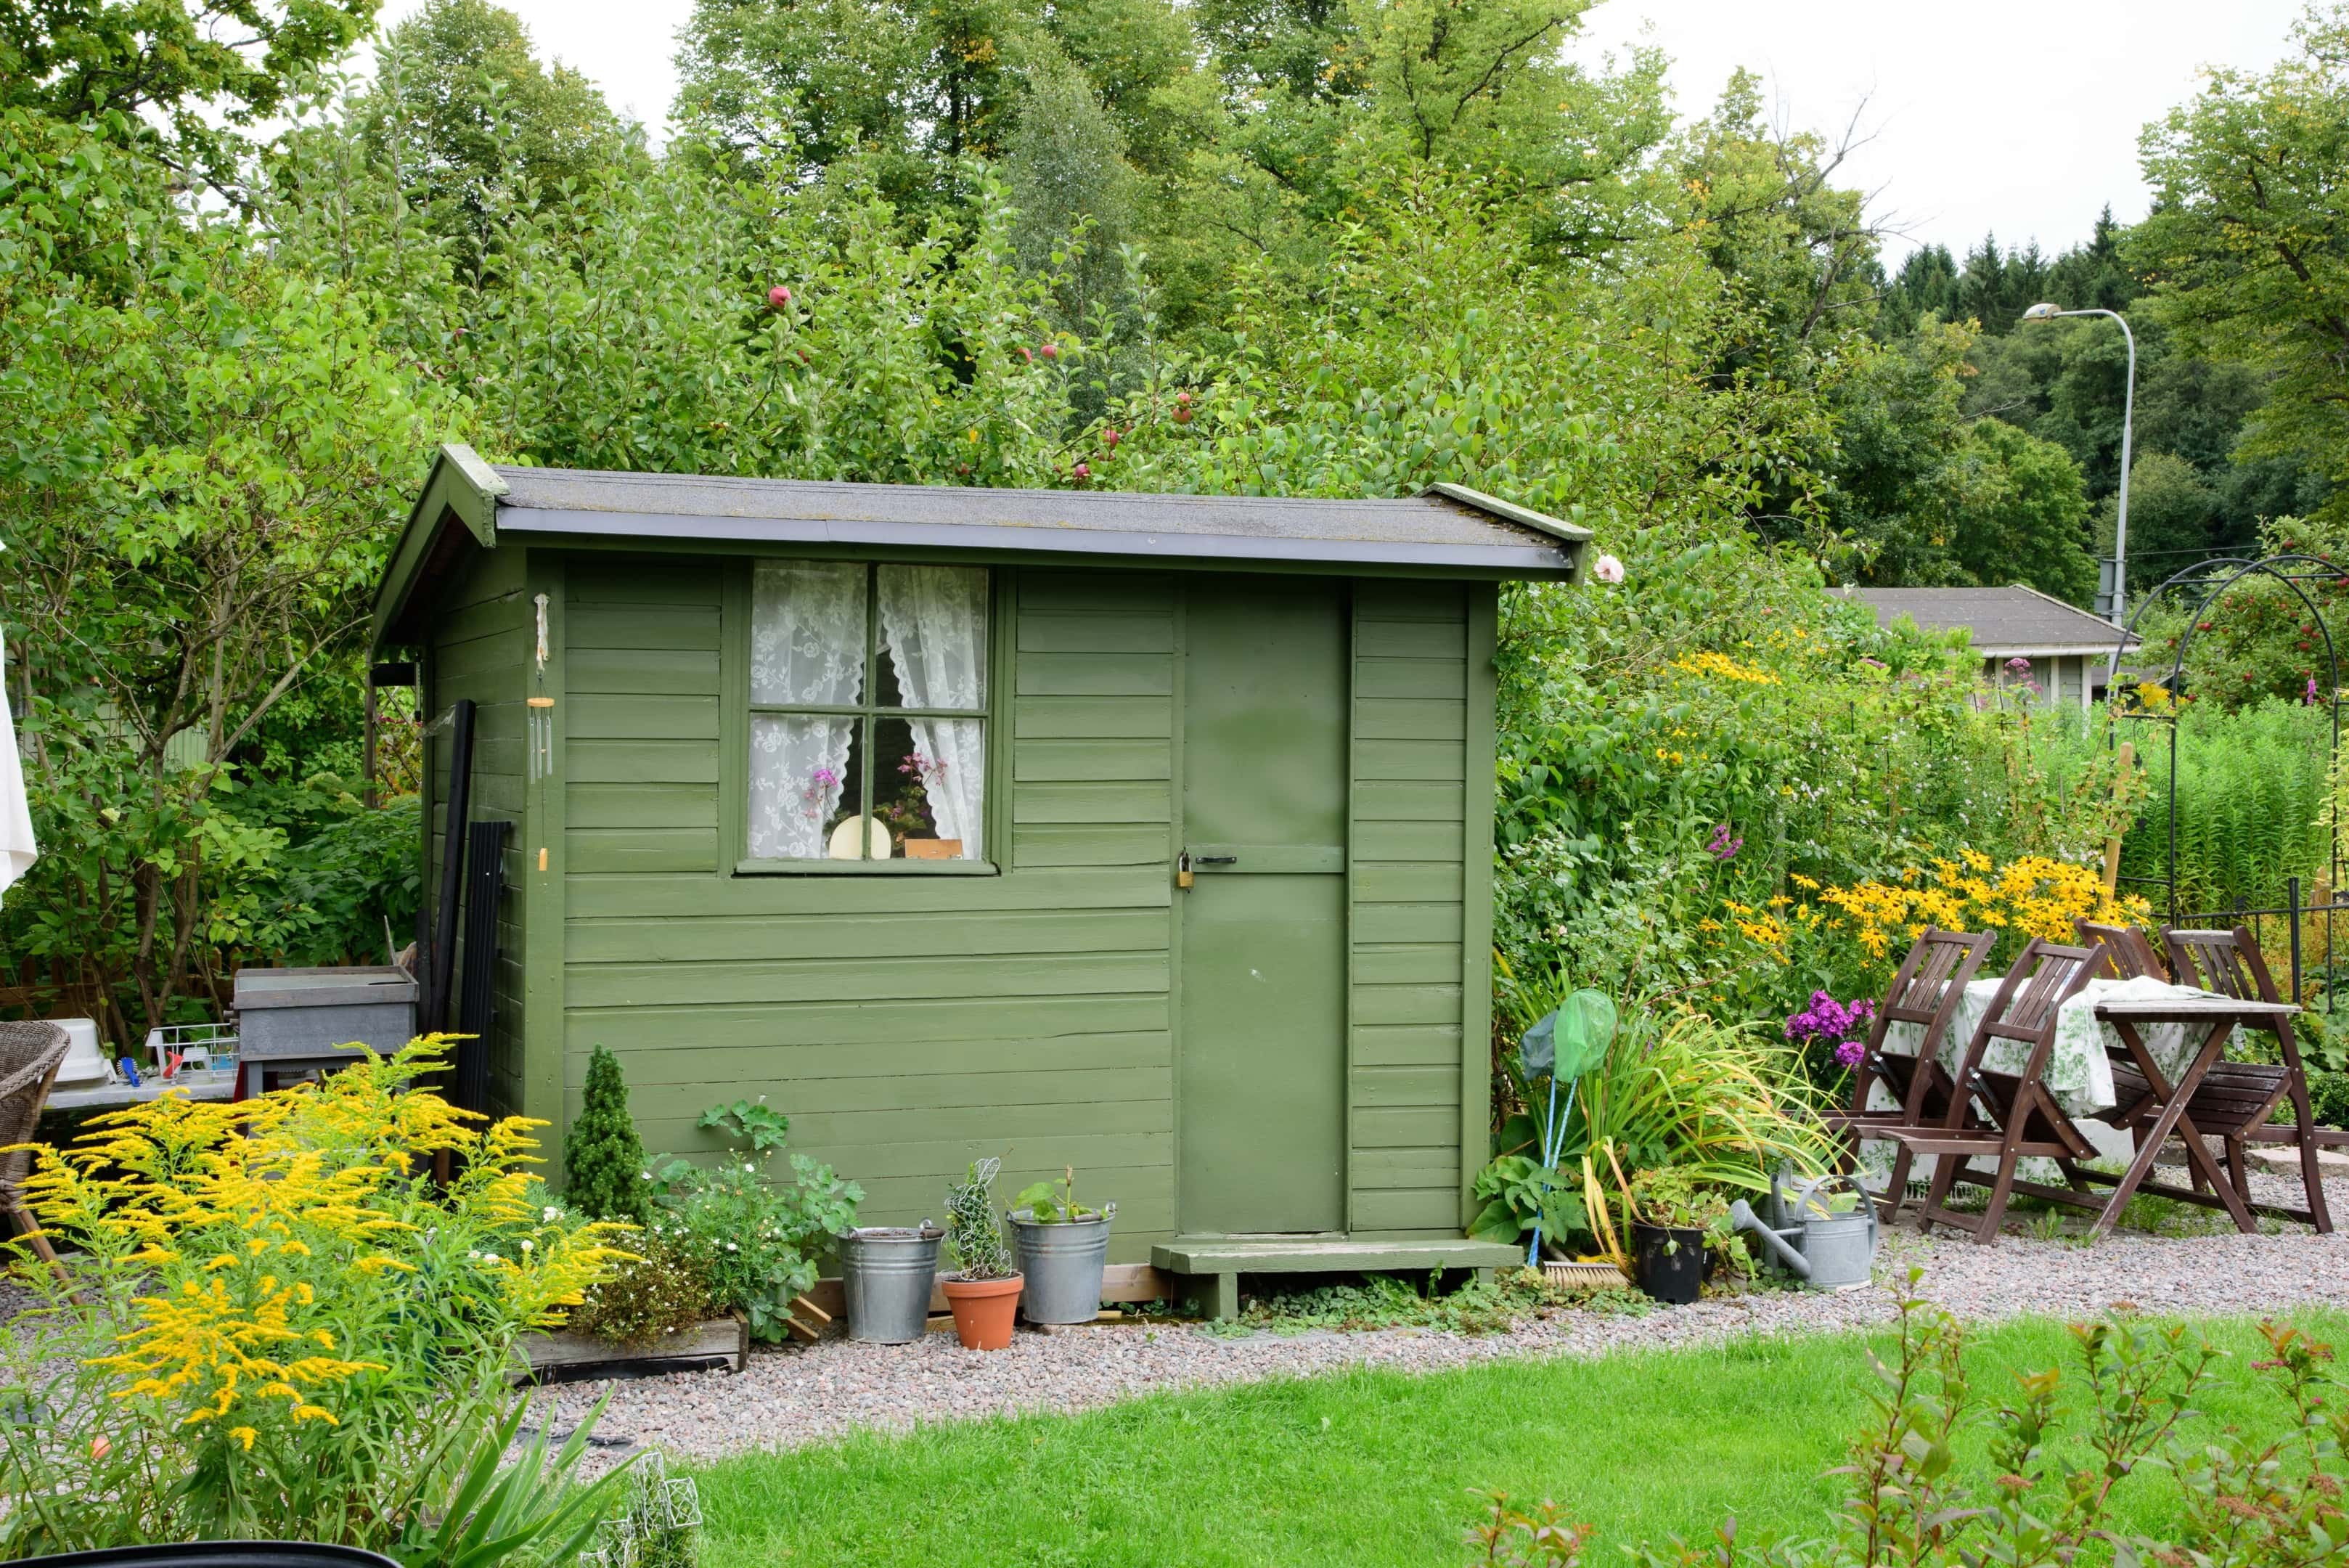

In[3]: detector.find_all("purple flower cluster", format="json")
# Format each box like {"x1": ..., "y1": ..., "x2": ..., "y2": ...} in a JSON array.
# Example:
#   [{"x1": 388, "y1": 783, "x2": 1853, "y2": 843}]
[
  {"x1": 1706, "y1": 822, "x2": 1743, "y2": 861},
  {"x1": 1784, "y1": 989, "x2": 1875, "y2": 1070}
]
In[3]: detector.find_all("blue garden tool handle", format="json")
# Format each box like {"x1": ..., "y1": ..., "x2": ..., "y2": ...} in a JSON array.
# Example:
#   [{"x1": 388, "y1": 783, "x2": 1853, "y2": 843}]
[{"x1": 1526, "y1": 1077, "x2": 1580, "y2": 1266}]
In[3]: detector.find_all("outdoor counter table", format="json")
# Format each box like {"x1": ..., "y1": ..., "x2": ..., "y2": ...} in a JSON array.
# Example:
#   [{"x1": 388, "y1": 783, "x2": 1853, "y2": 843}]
[{"x1": 45, "y1": 1071, "x2": 237, "y2": 1112}]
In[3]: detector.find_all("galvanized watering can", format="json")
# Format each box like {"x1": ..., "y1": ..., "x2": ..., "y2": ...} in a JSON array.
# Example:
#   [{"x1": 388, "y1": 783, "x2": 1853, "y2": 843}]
[{"x1": 1727, "y1": 1167, "x2": 1877, "y2": 1291}]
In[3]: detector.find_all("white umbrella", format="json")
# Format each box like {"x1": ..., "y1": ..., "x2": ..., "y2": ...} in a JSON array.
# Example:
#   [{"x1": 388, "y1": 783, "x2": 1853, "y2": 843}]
[{"x1": 0, "y1": 623, "x2": 35, "y2": 899}]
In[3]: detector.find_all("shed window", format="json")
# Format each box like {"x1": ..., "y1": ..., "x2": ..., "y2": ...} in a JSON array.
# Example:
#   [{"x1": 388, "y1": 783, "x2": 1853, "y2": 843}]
[{"x1": 747, "y1": 561, "x2": 989, "y2": 862}]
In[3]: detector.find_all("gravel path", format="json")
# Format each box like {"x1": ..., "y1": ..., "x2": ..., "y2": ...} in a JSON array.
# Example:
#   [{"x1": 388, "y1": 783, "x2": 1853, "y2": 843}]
[{"x1": 542, "y1": 1169, "x2": 2349, "y2": 1466}]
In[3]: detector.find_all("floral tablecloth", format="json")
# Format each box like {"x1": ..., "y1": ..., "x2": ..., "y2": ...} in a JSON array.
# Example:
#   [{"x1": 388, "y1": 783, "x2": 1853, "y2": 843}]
[{"x1": 1879, "y1": 973, "x2": 2242, "y2": 1117}]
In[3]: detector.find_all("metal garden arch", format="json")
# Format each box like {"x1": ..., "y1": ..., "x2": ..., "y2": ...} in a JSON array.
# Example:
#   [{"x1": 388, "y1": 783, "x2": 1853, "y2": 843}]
[{"x1": 2110, "y1": 555, "x2": 2342, "y2": 966}]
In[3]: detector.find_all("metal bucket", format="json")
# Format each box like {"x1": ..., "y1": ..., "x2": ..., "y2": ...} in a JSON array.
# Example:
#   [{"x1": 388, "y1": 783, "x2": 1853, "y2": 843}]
[
  {"x1": 1006, "y1": 1204, "x2": 1115, "y2": 1324},
  {"x1": 841, "y1": 1225, "x2": 943, "y2": 1344}
]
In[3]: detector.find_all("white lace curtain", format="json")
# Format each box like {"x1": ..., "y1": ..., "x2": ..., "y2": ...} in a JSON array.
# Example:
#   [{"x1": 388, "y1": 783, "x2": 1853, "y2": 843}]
[
  {"x1": 878, "y1": 565, "x2": 988, "y2": 858},
  {"x1": 748, "y1": 561, "x2": 864, "y2": 859},
  {"x1": 747, "y1": 560, "x2": 987, "y2": 859}
]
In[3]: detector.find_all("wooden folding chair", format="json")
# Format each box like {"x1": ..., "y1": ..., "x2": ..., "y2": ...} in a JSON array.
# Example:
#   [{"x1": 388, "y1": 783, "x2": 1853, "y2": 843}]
[
  {"x1": 2075, "y1": 918, "x2": 2169, "y2": 982},
  {"x1": 0, "y1": 1021, "x2": 69, "y2": 1267},
  {"x1": 1873, "y1": 937, "x2": 2108, "y2": 1244},
  {"x1": 1821, "y1": 928, "x2": 1995, "y2": 1217},
  {"x1": 2150, "y1": 926, "x2": 2334, "y2": 1233}
]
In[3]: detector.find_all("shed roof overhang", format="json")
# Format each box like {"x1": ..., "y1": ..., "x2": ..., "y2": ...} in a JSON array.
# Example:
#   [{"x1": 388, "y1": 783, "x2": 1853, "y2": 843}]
[{"x1": 372, "y1": 449, "x2": 1590, "y2": 653}]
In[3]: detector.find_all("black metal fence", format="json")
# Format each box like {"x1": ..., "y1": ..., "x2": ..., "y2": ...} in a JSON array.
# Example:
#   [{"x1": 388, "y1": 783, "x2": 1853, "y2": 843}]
[{"x1": 2176, "y1": 875, "x2": 2349, "y2": 1010}]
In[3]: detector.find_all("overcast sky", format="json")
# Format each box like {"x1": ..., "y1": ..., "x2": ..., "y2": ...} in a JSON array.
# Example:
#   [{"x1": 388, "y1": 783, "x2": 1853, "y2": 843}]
[{"x1": 371, "y1": 0, "x2": 2310, "y2": 261}]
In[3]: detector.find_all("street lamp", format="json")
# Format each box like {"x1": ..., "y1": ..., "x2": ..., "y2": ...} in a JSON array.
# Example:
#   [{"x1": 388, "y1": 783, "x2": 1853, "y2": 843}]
[{"x1": 2019, "y1": 302, "x2": 2137, "y2": 630}]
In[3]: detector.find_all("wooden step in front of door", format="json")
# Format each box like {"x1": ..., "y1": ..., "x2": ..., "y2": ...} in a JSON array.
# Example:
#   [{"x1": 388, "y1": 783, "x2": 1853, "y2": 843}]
[{"x1": 1151, "y1": 1234, "x2": 1523, "y2": 1320}]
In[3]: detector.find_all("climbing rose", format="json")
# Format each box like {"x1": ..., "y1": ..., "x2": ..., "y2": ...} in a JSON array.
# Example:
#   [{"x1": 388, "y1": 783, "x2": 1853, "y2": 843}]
[
  {"x1": 767, "y1": 285, "x2": 792, "y2": 309},
  {"x1": 1590, "y1": 553, "x2": 1625, "y2": 584}
]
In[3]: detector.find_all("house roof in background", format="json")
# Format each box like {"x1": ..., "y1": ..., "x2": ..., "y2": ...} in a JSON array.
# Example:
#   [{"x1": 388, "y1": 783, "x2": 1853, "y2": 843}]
[
  {"x1": 1834, "y1": 584, "x2": 2137, "y2": 658},
  {"x1": 374, "y1": 448, "x2": 1587, "y2": 651}
]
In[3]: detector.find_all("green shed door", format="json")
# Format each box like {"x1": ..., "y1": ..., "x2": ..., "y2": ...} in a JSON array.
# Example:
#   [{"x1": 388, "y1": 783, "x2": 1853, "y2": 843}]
[{"x1": 1177, "y1": 577, "x2": 1348, "y2": 1236}]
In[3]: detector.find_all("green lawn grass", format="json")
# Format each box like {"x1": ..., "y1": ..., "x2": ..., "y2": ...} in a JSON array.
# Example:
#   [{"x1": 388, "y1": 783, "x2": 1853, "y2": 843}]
[{"x1": 692, "y1": 1308, "x2": 2349, "y2": 1567}]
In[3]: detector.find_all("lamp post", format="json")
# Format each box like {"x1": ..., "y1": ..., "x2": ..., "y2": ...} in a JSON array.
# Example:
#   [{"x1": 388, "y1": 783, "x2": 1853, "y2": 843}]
[{"x1": 2020, "y1": 301, "x2": 2136, "y2": 629}]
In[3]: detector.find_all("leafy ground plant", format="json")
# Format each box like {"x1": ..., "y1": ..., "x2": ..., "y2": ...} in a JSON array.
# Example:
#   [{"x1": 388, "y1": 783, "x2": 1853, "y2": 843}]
[
  {"x1": 1475, "y1": 1003, "x2": 1834, "y2": 1257},
  {"x1": 644, "y1": 1100, "x2": 862, "y2": 1344},
  {"x1": 568, "y1": 1232, "x2": 724, "y2": 1347},
  {"x1": 1209, "y1": 1269, "x2": 1644, "y2": 1339},
  {"x1": 0, "y1": 1037, "x2": 632, "y2": 1561}
]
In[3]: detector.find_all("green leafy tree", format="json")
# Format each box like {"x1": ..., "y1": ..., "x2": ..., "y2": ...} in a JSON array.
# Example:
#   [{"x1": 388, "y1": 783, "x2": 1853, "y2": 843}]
[
  {"x1": 1002, "y1": 46, "x2": 1139, "y2": 327},
  {"x1": 1954, "y1": 231, "x2": 2051, "y2": 338},
  {"x1": 2131, "y1": 510, "x2": 2349, "y2": 710},
  {"x1": 2098, "y1": 449, "x2": 2221, "y2": 591},
  {"x1": 1829, "y1": 320, "x2": 1977, "y2": 583},
  {"x1": 1037, "y1": 0, "x2": 1202, "y2": 180},
  {"x1": 2044, "y1": 205, "x2": 2136, "y2": 314},
  {"x1": 563, "y1": 1045, "x2": 650, "y2": 1223},
  {"x1": 2131, "y1": 1, "x2": 2349, "y2": 519},
  {"x1": 1878, "y1": 241, "x2": 1959, "y2": 338},
  {"x1": 0, "y1": 137, "x2": 457, "y2": 1034},
  {"x1": 353, "y1": 0, "x2": 629, "y2": 268},
  {"x1": 1676, "y1": 70, "x2": 1881, "y2": 372},
  {"x1": 1928, "y1": 417, "x2": 2099, "y2": 603},
  {"x1": 1, "y1": 0, "x2": 382, "y2": 194},
  {"x1": 674, "y1": 0, "x2": 1031, "y2": 205}
]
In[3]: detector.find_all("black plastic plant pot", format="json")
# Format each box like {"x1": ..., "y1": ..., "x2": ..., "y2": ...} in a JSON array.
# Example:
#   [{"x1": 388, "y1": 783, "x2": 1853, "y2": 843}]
[
  {"x1": 1632, "y1": 1222, "x2": 1706, "y2": 1305},
  {"x1": 14, "y1": 1545, "x2": 398, "y2": 1567}
]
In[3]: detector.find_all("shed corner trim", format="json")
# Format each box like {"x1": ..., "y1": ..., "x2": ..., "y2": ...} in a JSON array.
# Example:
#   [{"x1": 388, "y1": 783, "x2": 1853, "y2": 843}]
[
  {"x1": 370, "y1": 444, "x2": 511, "y2": 656},
  {"x1": 1423, "y1": 482, "x2": 1593, "y2": 554}
]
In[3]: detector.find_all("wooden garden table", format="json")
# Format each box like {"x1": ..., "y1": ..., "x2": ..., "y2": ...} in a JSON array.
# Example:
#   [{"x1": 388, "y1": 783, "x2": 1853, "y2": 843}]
[{"x1": 2084, "y1": 993, "x2": 2299, "y2": 1242}]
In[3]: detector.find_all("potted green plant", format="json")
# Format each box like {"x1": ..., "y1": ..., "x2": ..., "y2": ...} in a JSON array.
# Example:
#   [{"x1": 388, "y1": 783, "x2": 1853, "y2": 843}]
[
  {"x1": 1622, "y1": 1167, "x2": 1735, "y2": 1306},
  {"x1": 939, "y1": 1157, "x2": 1022, "y2": 1349},
  {"x1": 1006, "y1": 1166, "x2": 1115, "y2": 1325}
]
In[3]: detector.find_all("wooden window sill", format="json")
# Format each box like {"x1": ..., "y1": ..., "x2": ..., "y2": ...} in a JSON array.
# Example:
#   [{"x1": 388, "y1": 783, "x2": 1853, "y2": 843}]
[{"x1": 732, "y1": 858, "x2": 1001, "y2": 877}]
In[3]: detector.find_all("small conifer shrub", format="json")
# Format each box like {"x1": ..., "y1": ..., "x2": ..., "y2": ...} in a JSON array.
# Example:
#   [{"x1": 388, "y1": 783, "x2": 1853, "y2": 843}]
[{"x1": 565, "y1": 1044, "x2": 649, "y2": 1224}]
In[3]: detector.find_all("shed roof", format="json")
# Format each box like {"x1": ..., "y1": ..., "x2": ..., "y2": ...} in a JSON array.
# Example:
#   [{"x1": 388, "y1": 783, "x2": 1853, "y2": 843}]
[
  {"x1": 374, "y1": 446, "x2": 1588, "y2": 652},
  {"x1": 1834, "y1": 584, "x2": 2136, "y2": 658}
]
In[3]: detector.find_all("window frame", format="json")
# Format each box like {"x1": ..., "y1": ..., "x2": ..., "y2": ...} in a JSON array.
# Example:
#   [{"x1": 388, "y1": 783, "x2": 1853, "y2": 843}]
[{"x1": 722, "y1": 556, "x2": 1011, "y2": 875}]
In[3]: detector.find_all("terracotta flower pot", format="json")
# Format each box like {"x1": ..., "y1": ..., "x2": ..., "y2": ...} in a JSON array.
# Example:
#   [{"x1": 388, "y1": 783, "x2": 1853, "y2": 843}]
[{"x1": 941, "y1": 1273, "x2": 1024, "y2": 1350}]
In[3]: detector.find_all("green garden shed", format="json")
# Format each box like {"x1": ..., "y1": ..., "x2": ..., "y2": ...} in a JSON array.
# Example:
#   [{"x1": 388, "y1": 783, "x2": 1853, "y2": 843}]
[{"x1": 372, "y1": 445, "x2": 1587, "y2": 1310}]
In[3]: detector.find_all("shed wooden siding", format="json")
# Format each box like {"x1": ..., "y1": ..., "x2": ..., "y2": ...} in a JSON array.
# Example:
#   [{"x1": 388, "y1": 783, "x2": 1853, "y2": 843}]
[
  {"x1": 421, "y1": 544, "x2": 531, "y2": 1116},
  {"x1": 556, "y1": 560, "x2": 1179, "y2": 1259},
  {"x1": 1347, "y1": 581, "x2": 1477, "y2": 1233}
]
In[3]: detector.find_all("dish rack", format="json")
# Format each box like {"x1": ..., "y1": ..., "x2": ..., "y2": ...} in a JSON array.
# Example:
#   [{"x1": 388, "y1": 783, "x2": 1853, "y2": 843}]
[{"x1": 141, "y1": 1021, "x2": 240, "y2": 1081}]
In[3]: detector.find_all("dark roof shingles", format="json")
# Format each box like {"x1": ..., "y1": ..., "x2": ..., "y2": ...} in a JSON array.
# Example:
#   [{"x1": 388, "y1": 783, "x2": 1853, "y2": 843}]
[{"x1": 1839, "y1": 586, "x2": 2132, "y2": 651}]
